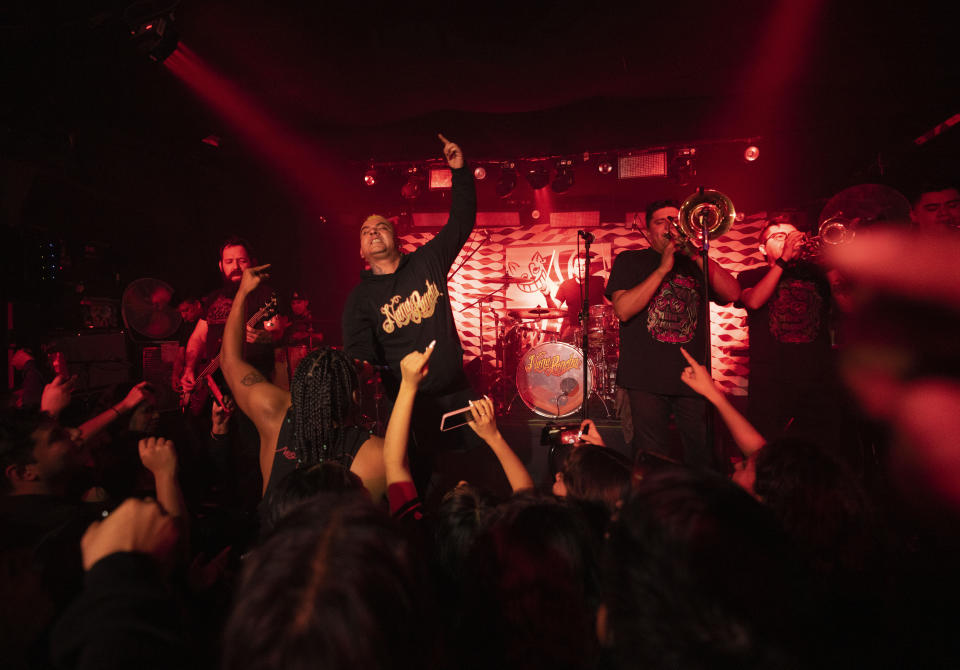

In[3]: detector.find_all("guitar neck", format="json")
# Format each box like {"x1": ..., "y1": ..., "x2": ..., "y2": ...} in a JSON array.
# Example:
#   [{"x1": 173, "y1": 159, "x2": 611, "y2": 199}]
[{"x1": 197, "y1": 296, "x2": 276, "y2": 381}]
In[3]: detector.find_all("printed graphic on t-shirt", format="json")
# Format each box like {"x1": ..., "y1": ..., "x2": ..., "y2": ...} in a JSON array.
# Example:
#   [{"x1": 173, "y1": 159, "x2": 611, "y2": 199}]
[
  {"x1": 380, "y1": 279, "x2": 442, "y2": 334},
  {"x1": 647, "y1": 273, "x2": 700, "y2": 343},
  {"x1": 206, "y1": 295, "x2": 233, "y2": 325},
  {"x1": 769, "y1": 278, "x2": 822, "y2": 343}
]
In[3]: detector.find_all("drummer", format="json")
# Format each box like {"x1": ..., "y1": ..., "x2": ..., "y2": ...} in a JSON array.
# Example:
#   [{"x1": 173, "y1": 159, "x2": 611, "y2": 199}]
[{"x1": 540, "y1": 253, "x2": 610, "y2": 341}]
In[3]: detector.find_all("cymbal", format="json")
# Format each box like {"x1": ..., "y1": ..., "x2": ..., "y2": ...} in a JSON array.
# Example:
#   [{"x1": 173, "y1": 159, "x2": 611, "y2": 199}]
[
  {"x1": 818, "y1": 184, "x2": 911, "y2": 226},
  {"x1": 508, "y1": 308, "x2": 567, "y2": 320}
]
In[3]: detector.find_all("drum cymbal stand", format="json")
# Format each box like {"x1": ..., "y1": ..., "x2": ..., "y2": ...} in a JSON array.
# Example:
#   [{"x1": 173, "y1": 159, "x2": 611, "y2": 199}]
[
  {"x1": 577, "y1": 232, "x2": 614, "y2": 419},
  {"x1": 461, "y1": 286, "x2": 505, "y2": 399}
]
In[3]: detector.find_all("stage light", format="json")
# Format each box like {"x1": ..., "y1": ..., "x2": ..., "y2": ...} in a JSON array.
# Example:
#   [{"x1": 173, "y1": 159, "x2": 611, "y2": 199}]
[
  {"x1": 597, "y1": 160, "x2": 614, "y2": 175},
  {"x1": 618, "y1": 151, "x2": 668, "y2": 179},
  {"x1": 744, "y1": 145, "x2": 760, "y2": 161},
  {"x1": 364, "y1": 168, "x2": 377, "y2": 186},
  {"x1": 474, "y1": 166, "x2": 487, "y2": 180},
  {"x1": 551, "y1": 160, "x2": 575, "y2": 193},
  {"x1": 125, "y1": 1, "x2": 181, "y2": 63},
  {"x1": 496, "y1": 164, "x2": 517, "y2": 199},
  {"x1": 401, "y1": 167, "x2": 424, "y2": 200},
  {"x1": 669, "y1": 148, "x2": 697, "y2": 186},
  {"x1": 525, "y1": 162, "x2": 550, "y2": 190}
]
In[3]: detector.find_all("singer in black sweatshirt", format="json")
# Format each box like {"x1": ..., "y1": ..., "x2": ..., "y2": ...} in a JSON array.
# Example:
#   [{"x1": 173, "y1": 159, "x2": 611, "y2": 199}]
[{"x1": 343, "y1": 135, "x2": 481, "y2": 478}]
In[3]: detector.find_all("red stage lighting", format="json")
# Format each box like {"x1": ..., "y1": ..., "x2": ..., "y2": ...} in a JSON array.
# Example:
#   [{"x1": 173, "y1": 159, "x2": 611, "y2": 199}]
[
  {"x1": 364, "y1": 169, "x2": 376, "y2": 186},
  {"x1": 474, "y1": 166, "x2": 487, "y2": 180},
  {"x1": 744, "y1": 145, "x2": 760, "y2": 162}
]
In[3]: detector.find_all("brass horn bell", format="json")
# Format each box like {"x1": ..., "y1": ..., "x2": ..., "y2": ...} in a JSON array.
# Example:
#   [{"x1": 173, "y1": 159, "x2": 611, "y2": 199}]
[{"x1": 677, "y1": 188, "x2": 736, "y2": 243}]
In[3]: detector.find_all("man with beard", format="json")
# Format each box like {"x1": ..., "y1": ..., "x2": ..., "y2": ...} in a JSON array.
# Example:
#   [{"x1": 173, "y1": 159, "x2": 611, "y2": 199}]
[{"x1": 179, "y1": 237, "x2": 281, "y2": 403}]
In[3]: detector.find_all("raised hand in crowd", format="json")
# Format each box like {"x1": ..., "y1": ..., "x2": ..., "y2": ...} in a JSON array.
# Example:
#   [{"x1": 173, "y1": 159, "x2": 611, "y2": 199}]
[
  {"x1": 211, "y1": 396, "x2": 235, "y2": 437},
  {"x1": 467, "y1": 395, "x2": 534, "y2": 493},
  {"x1": 40, "y1": 374, "x2": 77, "y2": 418},
  {"x1": 120, "y1": 381, "x2": 155, "y2": 412},
  {"x1": 576, "y1": 418, "x2": 606, "y2": 447},
  {"x1": 384, "y1": 342, "x2": 436, "y2": 494},
  {"x1": 399, "y1": 341, "x2": 434, "y2": 389},
  {"x1": 680, "y1": 347, "x2": 766, "y2": 458},
  {"x1": 81, "y1": 497, "x2": 180, "y2": 572},
  {"x1": 139, "y1": 437, "x2": 186, "y2": 521}
]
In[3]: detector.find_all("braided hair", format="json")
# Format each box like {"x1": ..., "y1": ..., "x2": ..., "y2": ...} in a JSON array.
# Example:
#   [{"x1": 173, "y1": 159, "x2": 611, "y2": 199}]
[{"x1": 290, "y1": 347, "x2": 360, "y2": 468}]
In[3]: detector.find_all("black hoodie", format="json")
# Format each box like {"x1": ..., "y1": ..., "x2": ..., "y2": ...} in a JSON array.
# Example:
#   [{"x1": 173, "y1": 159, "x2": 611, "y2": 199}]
[{"x1": 343, "y1": 166, "x2": 476, "y2": 396}]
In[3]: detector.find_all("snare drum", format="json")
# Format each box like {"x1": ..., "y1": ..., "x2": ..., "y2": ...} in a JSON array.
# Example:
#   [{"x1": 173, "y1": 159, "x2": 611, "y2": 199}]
[{"x1": 515, "y1": 341, "x2": 596, "y2": 418}]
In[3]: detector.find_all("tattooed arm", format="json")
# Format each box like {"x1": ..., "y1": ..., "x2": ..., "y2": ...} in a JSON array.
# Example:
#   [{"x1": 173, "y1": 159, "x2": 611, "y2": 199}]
[{"x1": 221, "y1": 265, "x2": 292, "y2": 487}]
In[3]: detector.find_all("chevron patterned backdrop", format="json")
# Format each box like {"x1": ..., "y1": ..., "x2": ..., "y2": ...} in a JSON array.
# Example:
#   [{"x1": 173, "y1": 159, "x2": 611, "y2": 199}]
[{"x1": 399, "y1": 212, "x2": 771, "y2": 396}]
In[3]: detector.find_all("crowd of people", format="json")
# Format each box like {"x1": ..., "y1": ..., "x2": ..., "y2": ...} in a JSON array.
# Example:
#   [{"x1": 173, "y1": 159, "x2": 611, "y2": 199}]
[{"x1": 2, "y1": 137, "x2": 959, "y2": 669}]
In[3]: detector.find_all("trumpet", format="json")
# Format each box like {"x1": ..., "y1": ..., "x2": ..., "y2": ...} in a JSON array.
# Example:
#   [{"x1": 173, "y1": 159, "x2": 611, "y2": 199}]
[
  {"x1": 665, "y1": 188, "x2": 737, "y2": 251},
  {"x1": 795, "y1": 216, "x2": 857, "y2": 260}
]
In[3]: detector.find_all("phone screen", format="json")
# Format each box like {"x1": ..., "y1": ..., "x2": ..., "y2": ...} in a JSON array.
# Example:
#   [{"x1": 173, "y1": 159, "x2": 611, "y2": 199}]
[{"x1": 440, "y1": 405, "x2": 474, "y2": 432}]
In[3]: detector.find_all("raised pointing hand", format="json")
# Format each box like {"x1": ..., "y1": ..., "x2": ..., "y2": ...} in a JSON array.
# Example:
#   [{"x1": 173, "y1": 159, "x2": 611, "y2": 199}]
[{"x1": 438, "y1": 134, "x2": 464, "y2": 170}]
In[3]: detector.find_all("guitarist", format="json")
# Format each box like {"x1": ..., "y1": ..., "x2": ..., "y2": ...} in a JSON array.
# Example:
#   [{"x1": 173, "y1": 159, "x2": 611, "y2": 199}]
[{"x1": 180, "y1": 237, "x2": 283, "y2": 412}]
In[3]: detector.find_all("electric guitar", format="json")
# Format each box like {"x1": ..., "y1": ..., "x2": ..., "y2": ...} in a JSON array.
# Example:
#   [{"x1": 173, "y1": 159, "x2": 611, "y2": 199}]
[{"x1": 180, "y1": 294, "x2": 278, "y2": 415}]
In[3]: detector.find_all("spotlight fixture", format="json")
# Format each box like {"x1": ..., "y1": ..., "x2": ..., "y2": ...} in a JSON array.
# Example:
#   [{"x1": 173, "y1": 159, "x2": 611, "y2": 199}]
[
  {"x1": 364, "y1": 167, "x2": 377, "y2": 186},
  {"x1": 551, "y1": 160, "x2": 575, "y2": 194},
  {"x1": 525, "y1": 162, "x2": 550, "y2": 190},
  {"x1": 124, "y1": 1, "x2": 181, "y2": 63},
  {"x1": 496, "y1": 163, "x2": 518, "y2": 199},
  {"x1": 744, "y1": 145, "x2": 760, "y2": 162},
  {"x1": 474, "y1": 166, "x2": 487, "y2": 180},
  {"x1": 401, "y1": 167, "x2": 424, "y2": 200},
  {"x1": 669, "y1": 148, "x2": 697, "y2": 186},
  {"x1": 597, "y1": 159, "x2": 614, "y2": 175}
]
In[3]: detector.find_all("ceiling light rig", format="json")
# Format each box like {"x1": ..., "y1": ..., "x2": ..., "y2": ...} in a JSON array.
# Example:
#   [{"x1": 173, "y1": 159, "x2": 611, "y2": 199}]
[
  {"x1": 401, "y1": 166, "x2": 423, "y2": 200},
  {"x1": 524, "y1": 162, "x2": 550, "y2": 190},
  {"x1": 496, "y1": 163, "x2": 518, "y2": 199},
  {"x1": 124, "y1": 0, "x2": 181, "y2": 63},
  {"x1": 551, "y1": 159, "x2": 575, "y2": 193},
  {"x1": 359, "y1": 136, "x2": 761, "y2": 199}
]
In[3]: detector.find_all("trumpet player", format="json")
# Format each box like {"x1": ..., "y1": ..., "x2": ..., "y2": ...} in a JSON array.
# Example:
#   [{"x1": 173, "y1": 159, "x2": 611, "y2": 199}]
[
  {"x1": 607, "y1": 199, "x2": 739, "y2": 471},
  {"x1": 738, "y1": 214, "x2": 843, "y2": 444}
]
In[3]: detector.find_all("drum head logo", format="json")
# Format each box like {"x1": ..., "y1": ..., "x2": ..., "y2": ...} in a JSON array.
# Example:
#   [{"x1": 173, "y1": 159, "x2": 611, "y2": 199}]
[{"x1": 525, "y1": 350, "x2": 582, "y2": 376}]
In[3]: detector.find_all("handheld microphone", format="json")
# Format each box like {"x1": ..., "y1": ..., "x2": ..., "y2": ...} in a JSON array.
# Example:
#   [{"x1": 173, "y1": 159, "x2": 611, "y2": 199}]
[{"x1": 578, "y1": 230, "x2": 595, "y2": 244}]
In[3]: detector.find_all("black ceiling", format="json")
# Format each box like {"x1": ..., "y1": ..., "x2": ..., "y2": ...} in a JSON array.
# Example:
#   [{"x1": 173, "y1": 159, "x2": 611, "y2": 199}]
[{"x1": 2, "y1": 0, "x2": 958, "y2": 198}]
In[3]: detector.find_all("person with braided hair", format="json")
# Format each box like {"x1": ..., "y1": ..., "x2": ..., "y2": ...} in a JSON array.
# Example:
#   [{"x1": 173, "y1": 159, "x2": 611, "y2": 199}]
[{"x1": 220, "y1": 265, "x2": 385, "y2": 501}]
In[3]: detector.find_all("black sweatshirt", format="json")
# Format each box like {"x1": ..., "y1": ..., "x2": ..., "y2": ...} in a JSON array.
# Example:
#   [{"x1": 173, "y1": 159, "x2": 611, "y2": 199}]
[{"x1": 342, "y1": 166, "x2": 476, "y2": 396}]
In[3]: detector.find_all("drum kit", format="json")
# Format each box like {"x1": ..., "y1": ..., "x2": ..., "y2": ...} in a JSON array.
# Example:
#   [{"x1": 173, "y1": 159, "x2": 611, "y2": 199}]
[{"x1": 465, "y1": 279, "x2": 621, "y2": 418}]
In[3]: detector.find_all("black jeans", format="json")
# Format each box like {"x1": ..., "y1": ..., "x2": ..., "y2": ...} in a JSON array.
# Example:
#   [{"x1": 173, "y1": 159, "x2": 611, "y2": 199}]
[{"x1": 626, "y1": 389, "x2": 715, "y2": 471}]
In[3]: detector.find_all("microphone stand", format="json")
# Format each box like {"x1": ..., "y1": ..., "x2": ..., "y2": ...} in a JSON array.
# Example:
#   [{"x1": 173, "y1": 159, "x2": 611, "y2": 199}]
[
  {"x1": 696, "y1": 190, "x2": 716, "y2": 459},
  {"x1": 580, "y1": 233, "x2": 592, "y2": 422}
]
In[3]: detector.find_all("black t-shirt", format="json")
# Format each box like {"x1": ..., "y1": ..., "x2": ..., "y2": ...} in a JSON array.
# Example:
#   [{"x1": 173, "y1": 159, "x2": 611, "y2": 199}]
[
  {"x1": 342, "y1": 166, "x2": 477, "y2": 396},
  {"x1": 737, "y1": 261, "x2": 833, "y2": 381},
  {"x1": 263, "y1": 408, "x2": 373, "y2": 498},
  {"x1": 606, "y1": 249, "x2": 706, "y2": 395},
  {"x1": 201, "y1": 282, "x2": 276, "y2": 375},
  {"x1": 555, "y1": 276, "x2": 607, "y2": 326}
]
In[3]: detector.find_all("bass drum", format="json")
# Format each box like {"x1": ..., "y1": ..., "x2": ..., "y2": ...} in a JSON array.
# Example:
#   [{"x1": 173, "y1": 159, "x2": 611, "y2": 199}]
[{"x1": 515, "y1": 341, "x2": 595, "y2": 418}]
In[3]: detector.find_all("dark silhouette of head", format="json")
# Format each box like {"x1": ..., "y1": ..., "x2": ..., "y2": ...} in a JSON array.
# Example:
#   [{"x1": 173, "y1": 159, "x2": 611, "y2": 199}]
[
  {"x1": 223, "y1": 494, "x2": 434, "y2": 670},
  {"x1": 289, "y1": 347, "x2": 360, "y2": 469},
  {"x1": 601, "y1": 468, "x2": 815, "y2": 670}
]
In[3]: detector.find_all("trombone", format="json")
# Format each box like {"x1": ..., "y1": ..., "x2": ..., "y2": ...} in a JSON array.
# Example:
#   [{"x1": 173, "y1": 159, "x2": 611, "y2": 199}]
[{"x1": 666, "y1": 188, "x2": 736, "y2": 250}]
